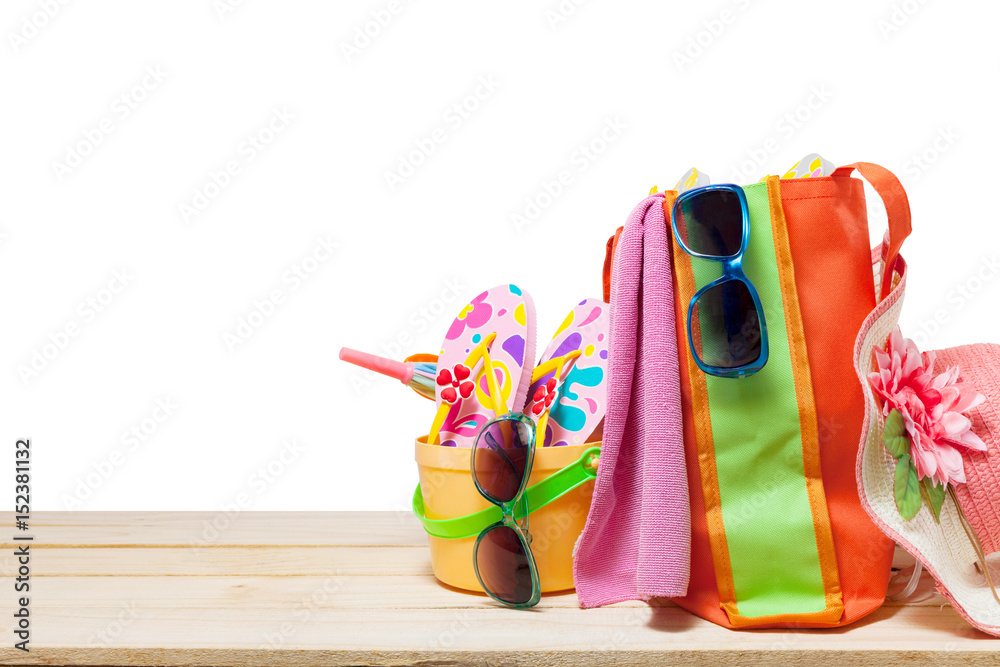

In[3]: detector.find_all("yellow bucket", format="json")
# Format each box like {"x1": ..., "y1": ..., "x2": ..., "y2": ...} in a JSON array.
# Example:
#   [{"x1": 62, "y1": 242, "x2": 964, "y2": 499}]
[{"x1": 414, "y1": 436, "x2": 596, "y2": 593}]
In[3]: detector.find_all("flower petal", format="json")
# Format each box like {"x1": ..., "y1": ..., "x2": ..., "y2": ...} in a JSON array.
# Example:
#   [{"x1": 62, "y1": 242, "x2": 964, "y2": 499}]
[
  {"x1": 938, "y1": 444, "x2": 966, "y2": 485},
  {"x1": 902, "y1": 351, "x2": 923, "y2": 380},
  {"x1": 913, "y1": 445, "x2": 938, "y2": 480},
  {"x1": 952, "y1": 388, "x2": 986, "y2": 414},
  {"x1": 958, "y1": 429, "x2": 988, "y2": 452},
  {"x1": 890, "y1": 328, "x2": 905, "y2": 353},
  {"x1": 923, "y1": 350, "x2": 937, "y2": 373},
  {"x1": 874, "y1": 347, "x2": 891, "y2": 372},
  {"x1": 868, "y1": 371, "x2": 882, "y2": 390},
  {"x1": 870, "y1": 327, "x2": 986, "y2": 487},
  {"x1": 939, "y1": 411, "x2": 971, "y2": 436}
]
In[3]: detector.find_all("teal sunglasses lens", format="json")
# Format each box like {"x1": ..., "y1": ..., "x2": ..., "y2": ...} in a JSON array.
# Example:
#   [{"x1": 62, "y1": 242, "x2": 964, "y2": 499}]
[
  {"x1": 473, "y1": 417, "x2": 533, "y2": 504},
  {"x1": 475, "y1": 524, "x2": 534, "y2": 605}
]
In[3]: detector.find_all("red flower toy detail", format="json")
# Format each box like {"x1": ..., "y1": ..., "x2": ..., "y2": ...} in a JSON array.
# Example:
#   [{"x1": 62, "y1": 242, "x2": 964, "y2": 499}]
[
  {"x1": 529, "y1": 377, "x2": 560, "y2": 416},
  {"x1": 437, "y1": 364, "x2": 475, "y2": 405}
]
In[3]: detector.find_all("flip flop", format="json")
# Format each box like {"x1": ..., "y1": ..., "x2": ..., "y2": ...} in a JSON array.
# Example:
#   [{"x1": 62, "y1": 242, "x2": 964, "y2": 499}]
[
  {"x1": 525, "y1": 298, "x2": 609, "y2": 447},
  {"x1": 429, "y1": 284, "x2": 537, "y2": 448}
]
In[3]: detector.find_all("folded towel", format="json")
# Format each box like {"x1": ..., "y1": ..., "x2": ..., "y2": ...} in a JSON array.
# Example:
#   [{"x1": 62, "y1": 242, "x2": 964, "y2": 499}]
[{"x1": 572, "y1": 194, "x2": 691, "y2": 607}]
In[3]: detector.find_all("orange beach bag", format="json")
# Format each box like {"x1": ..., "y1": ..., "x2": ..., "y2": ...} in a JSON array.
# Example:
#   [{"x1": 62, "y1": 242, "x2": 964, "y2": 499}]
[{"x1": 604, "y1": 163, "x2": 912, "y2": 628}]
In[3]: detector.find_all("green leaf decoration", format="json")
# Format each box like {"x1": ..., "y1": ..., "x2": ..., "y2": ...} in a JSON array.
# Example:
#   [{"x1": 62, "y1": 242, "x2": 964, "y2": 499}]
[
  {"x1": 884, "y1": 409, "x2": 906, "y2": 439},
  {"x1": 882, "y1": 409, "x2": 911, "y2": 459},
  {"x1": 921, "y1": 478, "x2": 947, "y2": 523},
  {"x1": 894, "y1": 453, "x2": 922, "y2": 521},
  {"x1": 884, "y1": 434, "x2": 910, "y2": 460},
  {"x1": 882, "y1": 410, "x2": 910, "y2": 459}
]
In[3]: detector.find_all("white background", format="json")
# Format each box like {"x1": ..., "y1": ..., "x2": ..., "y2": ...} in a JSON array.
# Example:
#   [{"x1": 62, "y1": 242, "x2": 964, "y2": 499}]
[{"x1": 2, "y1": 0, "x2": 998, "y2": 512}]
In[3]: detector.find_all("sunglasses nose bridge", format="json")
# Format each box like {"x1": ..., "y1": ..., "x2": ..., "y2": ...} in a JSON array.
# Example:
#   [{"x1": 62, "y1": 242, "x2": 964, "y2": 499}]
[{"x1": 722, "y1": 255, "x2": 743, "y2": 272}]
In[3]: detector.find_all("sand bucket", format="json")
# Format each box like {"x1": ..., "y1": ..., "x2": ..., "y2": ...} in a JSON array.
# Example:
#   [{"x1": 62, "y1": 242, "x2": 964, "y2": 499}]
[{"x1": 414, "y1": 436, "x2": 596, "y2": 593}]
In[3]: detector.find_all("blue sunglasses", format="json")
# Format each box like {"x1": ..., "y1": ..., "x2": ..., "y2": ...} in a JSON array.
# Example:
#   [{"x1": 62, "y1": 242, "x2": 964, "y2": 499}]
[{"x1": 671, "y1": 184, "x2": 768, "y2": 378}]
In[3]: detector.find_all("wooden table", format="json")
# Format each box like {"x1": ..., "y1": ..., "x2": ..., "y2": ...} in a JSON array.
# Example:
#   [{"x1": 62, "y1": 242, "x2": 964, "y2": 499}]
[{"x1": 0, "y1": 512, "x2": 996, "y2": 666}]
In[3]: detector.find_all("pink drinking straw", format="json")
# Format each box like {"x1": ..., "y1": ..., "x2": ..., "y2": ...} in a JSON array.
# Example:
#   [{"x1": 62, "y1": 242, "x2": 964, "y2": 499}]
[{"x1": 339, "y1": 348, "x2": 436, "y2": 400}]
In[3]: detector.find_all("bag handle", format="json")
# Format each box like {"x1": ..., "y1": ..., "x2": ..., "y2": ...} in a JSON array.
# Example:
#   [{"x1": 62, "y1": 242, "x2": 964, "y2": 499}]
[
  {"x1": 831, "y1": 162, "x2": 912, "y2": 300},
  {"x1": 602, "y1": 226, "x2": 623, "y2": 303},
  {"x1": 604, "y1": 164, "x2": 911, "y2": 302}
]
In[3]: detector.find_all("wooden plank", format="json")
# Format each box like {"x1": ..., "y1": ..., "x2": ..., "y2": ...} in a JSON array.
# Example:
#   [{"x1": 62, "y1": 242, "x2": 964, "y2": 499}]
[
  {"x1": 0, "y1": 511, "x2": 426, "y2": 547},
  {"x1": 0, "y1": 546, "x2": 951, "y2": 609},
  {"x1": 0, "y1": 580, "x2": 993, "y2": 666},
  {"x1": 3, "y1": 647, "x2": 1000, "y2": 667},
  {"x1": 12, "y1": 574, "x2": 591, "y2": 609},
  {"x1": 0, "y1": 546, "x2": 429, "y2": 578},
  {"x1": 0, "y1": 512, "x2": 994, "y2": 666}
]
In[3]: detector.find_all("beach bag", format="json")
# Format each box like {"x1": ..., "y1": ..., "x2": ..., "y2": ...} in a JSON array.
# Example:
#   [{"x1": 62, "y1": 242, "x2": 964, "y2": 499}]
[{"x1": 603, "y1": 162, "x2": 912, "y2": 628}]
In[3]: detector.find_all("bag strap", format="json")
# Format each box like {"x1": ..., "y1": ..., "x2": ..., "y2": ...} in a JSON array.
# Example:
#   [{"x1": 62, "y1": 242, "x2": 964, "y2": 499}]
[
  {"x1": 602, "y1": 226, "x2": 623, "y2": 303},
  {"x1": 831, "y1": 162, "x2": 912, "y2": 300}
]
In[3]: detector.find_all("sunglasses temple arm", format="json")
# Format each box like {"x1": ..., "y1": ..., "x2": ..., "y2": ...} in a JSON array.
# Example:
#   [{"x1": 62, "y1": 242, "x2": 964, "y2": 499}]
[
  {"x1": 484, "y1": 430, "x2": 520, "y2": 479},
  {"x1": 518, "y1": 493, "x2": 530, "y2": 530}
]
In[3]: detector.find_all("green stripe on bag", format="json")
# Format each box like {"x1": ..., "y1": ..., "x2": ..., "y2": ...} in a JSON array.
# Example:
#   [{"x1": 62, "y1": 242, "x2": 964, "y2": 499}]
[{"x1": 688, "y1": 182, "x2": 826, "y2": 618}]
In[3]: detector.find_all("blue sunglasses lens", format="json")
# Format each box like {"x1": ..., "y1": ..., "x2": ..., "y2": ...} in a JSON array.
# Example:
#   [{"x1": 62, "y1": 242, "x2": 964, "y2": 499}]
[
  {"x1": 692, "y1": 279, "x2": 763, "y2": 371},
  {"x1": 676, "y1": 189, "x2": 744, "y2": 258}
]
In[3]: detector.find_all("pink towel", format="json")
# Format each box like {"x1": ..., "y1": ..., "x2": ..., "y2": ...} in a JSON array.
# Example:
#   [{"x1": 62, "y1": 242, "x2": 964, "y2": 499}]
[{"x1": 573, "y1": 194, "x2": 691, "y2": 607}]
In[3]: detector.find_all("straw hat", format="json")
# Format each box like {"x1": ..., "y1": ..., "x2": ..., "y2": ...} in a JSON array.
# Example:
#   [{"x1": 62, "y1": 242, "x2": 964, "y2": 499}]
[{"x1": 855, "y1": 264, "x2": 1000, "y2": 635}]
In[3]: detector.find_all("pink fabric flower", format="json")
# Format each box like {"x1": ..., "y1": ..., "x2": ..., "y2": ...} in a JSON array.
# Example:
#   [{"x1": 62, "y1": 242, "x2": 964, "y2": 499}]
[{"x1": 869, "y1": 327, "x2": 987, "y2": 485}]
